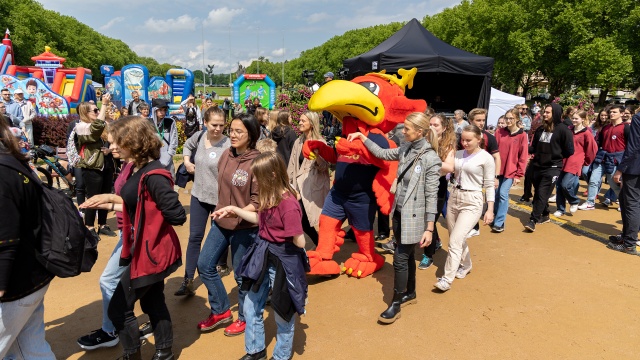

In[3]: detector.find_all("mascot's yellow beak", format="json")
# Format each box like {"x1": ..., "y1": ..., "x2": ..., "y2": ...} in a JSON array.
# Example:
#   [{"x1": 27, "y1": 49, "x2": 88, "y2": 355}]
[{"x1": 308, "y1": 80, "x2": 385, "y2": 126}]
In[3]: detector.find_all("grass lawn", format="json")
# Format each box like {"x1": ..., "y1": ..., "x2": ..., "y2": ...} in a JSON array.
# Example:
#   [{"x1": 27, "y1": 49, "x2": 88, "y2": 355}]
[{"x1": 195, "y1": 86, "x2": 232, "y2": 97}]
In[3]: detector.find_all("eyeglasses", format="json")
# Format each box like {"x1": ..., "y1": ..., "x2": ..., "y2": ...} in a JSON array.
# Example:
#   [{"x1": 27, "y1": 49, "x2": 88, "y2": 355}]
[
  {"x1": 92, "y1": 108, "x2": 100, "y2": 114},
  {"x1": 229, "y1": 129, "x2": 246, "y2": 135},
  {"x1": 521, "y1": 108, "x2": 528, "y2": 110}
]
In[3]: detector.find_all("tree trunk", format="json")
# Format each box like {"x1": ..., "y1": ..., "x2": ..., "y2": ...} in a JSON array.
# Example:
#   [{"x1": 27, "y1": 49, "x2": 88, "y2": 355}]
[{"x1": 597, "y1": 88, "x2": 609, "y2": 107}]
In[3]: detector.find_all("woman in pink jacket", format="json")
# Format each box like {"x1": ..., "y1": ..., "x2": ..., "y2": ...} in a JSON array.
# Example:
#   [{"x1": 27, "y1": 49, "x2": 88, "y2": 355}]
[
  {"x1": 554, "y1": 110, "x2": 597, "y2": 216},
  {"x1": 492, "y1": 109, "x2": 529, "y2": 232}
]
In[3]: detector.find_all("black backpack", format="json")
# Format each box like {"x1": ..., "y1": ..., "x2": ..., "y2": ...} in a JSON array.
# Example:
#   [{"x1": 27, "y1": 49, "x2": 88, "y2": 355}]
[
  {"x1": 184, "y1": 107, "x2": 199, "y2": 138},
  {"x1": 0, "y1": 155, "x2": 99, "y2": 278}
]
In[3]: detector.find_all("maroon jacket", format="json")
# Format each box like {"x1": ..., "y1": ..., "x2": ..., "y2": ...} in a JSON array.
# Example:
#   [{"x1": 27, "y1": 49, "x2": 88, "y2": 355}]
[
  {"x1": 495, "y1": 127, "x2": 528, "y2": 179},
  {"x1": 563, "y1": 127, "x2": 597, "y2": 176},
  {"x1": 121, "y1": 169, "x2": 182, "y2": 287}
]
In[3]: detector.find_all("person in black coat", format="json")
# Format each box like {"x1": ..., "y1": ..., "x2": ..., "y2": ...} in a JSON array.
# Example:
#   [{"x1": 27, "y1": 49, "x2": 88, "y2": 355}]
[
  {"x1": 525, "y1": 103, "x2": 574, "y2": 232},
  {"x1": 0, "y1": 118, "x2": 56, "y2": 358},
  {"x1": 271, "y1": 110, "x2": 298, "y2": 165}
]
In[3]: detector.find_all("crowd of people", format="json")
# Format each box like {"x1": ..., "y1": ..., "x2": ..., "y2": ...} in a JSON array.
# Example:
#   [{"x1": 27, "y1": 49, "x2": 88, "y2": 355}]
[{"x1": 1, "y1": 84, "x2": 639, "y2": 359}]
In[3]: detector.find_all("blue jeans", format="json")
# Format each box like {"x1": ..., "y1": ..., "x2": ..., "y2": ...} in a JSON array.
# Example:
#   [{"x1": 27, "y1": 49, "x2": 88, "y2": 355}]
[
  {"x1": 556, "y1": 172, "x2": 579, "y2": 213},
  {"x1": 493, "y1": 176, "x2": 513, "y2": 227},
  {"x1": 244, "y1": 262, "x2": 295, "y2": 360},
  {"x1": 186, "y1": 196, "x2": 216, "y2": 279},
  {"x1": 197, "y1": 222, "x2": 258, "y2": 321},
  {"x1": 101, "y1": 232, "x2": 125, "y2": 334},
  {"x1": 587, "y1": 163, "x2": 620, "y2": 204},
  {"x1": 0, "y1": 284, "x2": 55, "y2": 359}
]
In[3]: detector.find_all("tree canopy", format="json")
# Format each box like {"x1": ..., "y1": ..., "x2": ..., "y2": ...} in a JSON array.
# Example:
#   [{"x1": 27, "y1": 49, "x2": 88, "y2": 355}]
[{"x1": 0, "y1": 0, "x2": 178, "y2": 83}]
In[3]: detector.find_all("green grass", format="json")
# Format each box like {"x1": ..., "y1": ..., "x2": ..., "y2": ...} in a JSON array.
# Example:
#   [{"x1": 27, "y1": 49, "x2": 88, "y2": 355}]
[{"x1": 195, "y1": 86, "x2": 232, "y2": 97}]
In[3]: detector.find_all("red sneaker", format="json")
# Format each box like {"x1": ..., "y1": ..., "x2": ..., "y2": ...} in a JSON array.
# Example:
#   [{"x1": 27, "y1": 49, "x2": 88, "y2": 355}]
[
  {"x1": 224, "y1": 319, "x2": 246, "y2": 336},
  {"x1": 197, "y1": 310, "x2": 232, "y2": 332}
]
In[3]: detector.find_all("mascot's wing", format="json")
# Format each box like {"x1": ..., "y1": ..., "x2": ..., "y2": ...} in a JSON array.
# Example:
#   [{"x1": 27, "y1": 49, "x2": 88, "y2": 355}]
[{"x1": 371, "y1": 136, "x2": 398, "y2": 216}]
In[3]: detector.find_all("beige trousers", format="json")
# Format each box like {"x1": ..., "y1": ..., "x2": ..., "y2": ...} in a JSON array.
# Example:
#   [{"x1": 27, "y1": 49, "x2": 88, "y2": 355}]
[{"x1": 442, "y1": 188, "x2": 484, "y2": 283}]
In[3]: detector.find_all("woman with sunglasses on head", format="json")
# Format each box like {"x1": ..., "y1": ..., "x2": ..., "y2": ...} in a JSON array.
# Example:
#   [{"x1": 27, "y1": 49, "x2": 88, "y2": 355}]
[
  {"x1": 415, "y1": 114, "x2": 456, "y2": 270},
  {"x1": 196, "y1": 113, "x2": 261, "y2": 337},
  {"x1": 76, "y1": 94, "x2": 116, "y2": 238},
  {"x1": 174, "y1": 107, "x2": 231, "y2": 297},
  {"x1": 492, "y1": 109, "x2": 529, "y2": 232},
  {"x1": 287, "y1": 111, "x2": 330, "y2": 246},
  {"x1": 348, "y1": 112, "x2": 441, "y2": 323},
  {"x1": 519, "y1": 104, "x2": 532, "y2": 132}
]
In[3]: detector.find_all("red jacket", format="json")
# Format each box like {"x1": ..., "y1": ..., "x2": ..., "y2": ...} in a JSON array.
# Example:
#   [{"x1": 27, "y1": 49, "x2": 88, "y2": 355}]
[
  {"x1": 563, "y1": 127, "x2": 597, "y2": 176},
  {"x1": 495, "y1": 127, "x2": 528, "y2": 179},
  {"x1": 121, "y1": 169, "x2": 182, "y2": 287}
]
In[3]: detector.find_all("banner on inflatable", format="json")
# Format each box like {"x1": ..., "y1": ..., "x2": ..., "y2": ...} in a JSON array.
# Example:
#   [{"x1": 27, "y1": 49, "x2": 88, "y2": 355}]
[
  {"x1": 1, "y1": 74, "x2": 69, "y2": 115},
  {"x1": 233, "y1": 74, "x2": 276, "y2": 110}
]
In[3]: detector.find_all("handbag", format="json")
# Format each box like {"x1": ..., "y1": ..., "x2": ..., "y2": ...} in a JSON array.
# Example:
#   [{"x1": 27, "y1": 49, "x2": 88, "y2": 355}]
[
  {"x1": 390, "y1": 147, "x2": 429, "y2": 194},
  {"x1": 175, "y1": 130, "x2": 206, "y2": 188}
]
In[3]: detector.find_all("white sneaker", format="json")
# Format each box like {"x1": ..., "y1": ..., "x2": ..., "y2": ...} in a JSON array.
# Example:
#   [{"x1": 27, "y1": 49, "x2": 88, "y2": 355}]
[
  {"x1": 577, "y1": 202, "x2": 595, "y2": 210},
  {"x1": 569, "y1": 204, "x2": 578, "y2": 213},
  {"x1": 434, "y1": 278, "x2": 451, "y2": 292},
  {"x1": 553, "y1": 210, "x2": 564, "y2": 217},
  {"x1": 466, "y1": 228, "x2": 480, "y2": 238},
  {"x1": 455, "y1": 266, "x2": 472, "y2": 279},
  {"x1": 549, "y1": 195, "x2": 556, "y2": 203}
]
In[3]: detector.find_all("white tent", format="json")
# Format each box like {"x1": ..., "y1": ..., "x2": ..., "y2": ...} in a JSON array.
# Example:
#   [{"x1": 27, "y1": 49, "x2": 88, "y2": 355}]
[{"x1": 488, "y1": 88, "x2": 525, "y2": 126}]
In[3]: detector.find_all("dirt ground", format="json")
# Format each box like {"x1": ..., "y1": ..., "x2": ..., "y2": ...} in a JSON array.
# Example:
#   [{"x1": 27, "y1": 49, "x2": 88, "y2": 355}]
[{"x1": 44, "y1": 182, "x2": 640, "y2": 360}]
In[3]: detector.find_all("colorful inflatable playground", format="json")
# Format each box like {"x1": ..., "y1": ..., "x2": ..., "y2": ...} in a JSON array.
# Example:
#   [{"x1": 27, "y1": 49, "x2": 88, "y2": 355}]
[
  {"x1": 233, "y1": 74, "x2": 276, "y2": 110},
  {"x1": 101, "y1": 65, "x2": 195, "y2": 117},
  {"x1": 0, "y1": 31, "x2": 97, "y2": 115}
]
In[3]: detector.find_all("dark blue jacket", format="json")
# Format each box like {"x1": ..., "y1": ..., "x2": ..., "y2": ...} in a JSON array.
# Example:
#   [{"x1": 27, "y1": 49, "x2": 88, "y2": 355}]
[
  {"x1": 618, "y1": 113, "x2": 640, "y2": 176},
  {"x1": 238, "y1": 237, "x2": 309, "y2": 319}
]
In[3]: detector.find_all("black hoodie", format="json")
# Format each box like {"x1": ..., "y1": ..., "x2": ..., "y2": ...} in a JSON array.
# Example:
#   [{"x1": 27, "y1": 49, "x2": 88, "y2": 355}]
[
  {"x1": 271, "y1": 126, "x2": 298, "y2": 165},
  {"x1": 529, "y1": 103, "x2": 574, "y2": 168}
]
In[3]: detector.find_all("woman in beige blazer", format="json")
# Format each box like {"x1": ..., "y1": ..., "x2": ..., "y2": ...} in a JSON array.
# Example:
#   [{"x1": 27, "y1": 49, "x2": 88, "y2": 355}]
[{"x1": 286, "y1": 111, "x2": 330, "y2": 246}]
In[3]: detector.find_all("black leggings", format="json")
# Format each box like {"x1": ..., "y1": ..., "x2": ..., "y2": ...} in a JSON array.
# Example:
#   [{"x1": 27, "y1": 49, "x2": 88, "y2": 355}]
[
  {"x1": 424, "y1": 176, "x2": 448, "y2": 257},
  {"x1": 74, "y1": 167, "x2": 86, "y2": 206},
  {"x1": 108, "y1": 267, "x2": 172, "y2": 354},
  {"x1": 82, "y1": 167, "x2": 113, "y2": 227},
  {"x1": 531, "y1": 167, "x2": 561, "y2": 222},
  {"x1": 299, "y1": 200, "x2": 319, "y2": 246},
  {"x1": 522, "y1": 162, "x2": 535, "y2": 200},
  {"x1": 392, "y1": 211, "x2": 416, "y2": 293}
]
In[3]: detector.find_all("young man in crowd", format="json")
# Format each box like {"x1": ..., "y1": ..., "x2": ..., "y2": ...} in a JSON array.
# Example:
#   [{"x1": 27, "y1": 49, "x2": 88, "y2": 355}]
[
  {"x1": 13, "y1": 89, "x2": 36, "y2": 146},
  {"x1": 126, "y1": 91, "x2": 146, "y2": 116},
  {"x1": 525, "y1": 104, "x2": 574, "y2": 232},
  {"x1": 579, "y1": 105, "x2": 629, "y2": 210},
  {"x1": 1, "y1": 89, "x2": 23, "y2": 127},
  {"x1": 607, "y1": 98, "x2": 640, "y2": 254}
]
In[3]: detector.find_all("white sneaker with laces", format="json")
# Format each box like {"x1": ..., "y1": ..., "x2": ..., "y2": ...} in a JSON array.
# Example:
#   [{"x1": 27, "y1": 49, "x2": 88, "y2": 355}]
[
  {"x1": 434, "y1": 278, "x2": 451, "y2": 292},
  {"x1": 553, "y1": 210, "x2": 564, "y2": 217},
  {"x1": 577, "y1": 202, "x2": 594, "y2": 210},
  {"x1": 455, "y1": 266, "x2": 472, "y2": 279},
  {"x1": 466, "y1": 228, "x2": 480, "y2": 238},
  {"x1": 569, "y1": 204, "x2": 578, "y2": 213}
]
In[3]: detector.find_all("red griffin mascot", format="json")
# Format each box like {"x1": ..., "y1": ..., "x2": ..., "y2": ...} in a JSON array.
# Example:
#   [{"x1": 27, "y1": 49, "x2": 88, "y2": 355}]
[{"x1": 303, "y1": 68, "x2": 426, "y2": 278}]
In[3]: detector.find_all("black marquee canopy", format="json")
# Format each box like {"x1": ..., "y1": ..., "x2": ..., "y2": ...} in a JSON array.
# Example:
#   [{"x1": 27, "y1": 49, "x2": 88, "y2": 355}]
[{"x1": 343, "y1": 18, "x2": 495, "y2": 112}]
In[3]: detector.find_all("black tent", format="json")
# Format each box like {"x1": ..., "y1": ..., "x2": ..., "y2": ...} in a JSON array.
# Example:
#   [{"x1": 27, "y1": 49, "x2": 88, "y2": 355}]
[{"x1": 343, "y1": 18, "x2": 494, "y2": 112}]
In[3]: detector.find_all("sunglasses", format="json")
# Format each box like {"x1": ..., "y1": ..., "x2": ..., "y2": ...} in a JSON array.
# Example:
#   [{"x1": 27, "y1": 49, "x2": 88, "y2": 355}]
[
  {"x1": 92, "y1": 108, "x2": 100, "y2": 114},
  {"x1": 522, "y1": 108, "x2": 528, "y2": 110}
]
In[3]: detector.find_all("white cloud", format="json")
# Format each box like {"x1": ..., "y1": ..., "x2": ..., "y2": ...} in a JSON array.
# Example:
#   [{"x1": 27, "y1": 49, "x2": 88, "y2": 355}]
[
  {"x1": 308, "y1": 12, "x2": 329, "y2": 24},
  {"x1": 271, "y1": 48, "x2": 285, "y2": 57},
  {"x1": 204, "y1": 7, "x2": 245, "y2": 27},
  {"x1": 100, "y1": 16, "x2": 124, "y2": 30},
  {"x1": 143, "y1": 15, "x2": 199, "y2": 33}
]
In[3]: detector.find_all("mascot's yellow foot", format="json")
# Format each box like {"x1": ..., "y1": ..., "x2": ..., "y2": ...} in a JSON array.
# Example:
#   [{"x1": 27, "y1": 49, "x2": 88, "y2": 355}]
[
  {"x1": 343, "y1": 252, "x2": 385, "y2": 278},
  {"x1": 307, "y1": 251, "x2": 341, "y2": 275}
]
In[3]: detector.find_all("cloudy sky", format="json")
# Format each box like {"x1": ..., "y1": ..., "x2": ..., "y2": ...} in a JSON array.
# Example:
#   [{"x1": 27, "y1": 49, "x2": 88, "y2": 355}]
[{"x1": 37, "y1": 0, "x2": 461, "y2": 74}]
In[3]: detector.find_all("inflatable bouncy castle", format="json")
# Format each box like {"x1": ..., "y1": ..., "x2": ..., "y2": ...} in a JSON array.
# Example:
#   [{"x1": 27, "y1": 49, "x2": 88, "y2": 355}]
[
  {"x1": 101, "y1": 64, "x2": 194, "y2": 118},
  {"x1": 0, "y1": 30, "x2": 97, "y2": 115}
]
